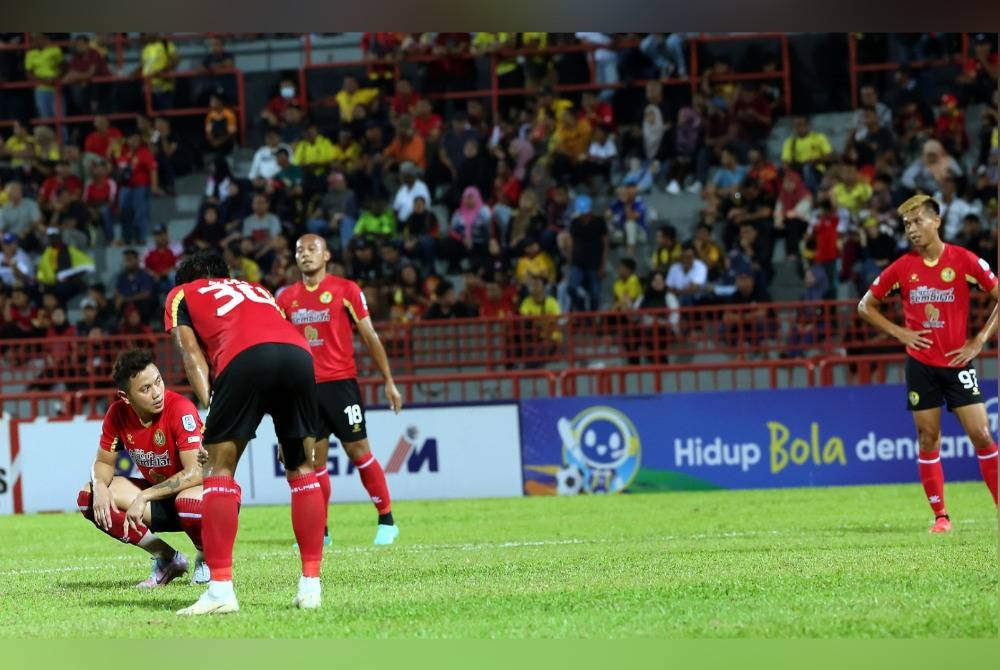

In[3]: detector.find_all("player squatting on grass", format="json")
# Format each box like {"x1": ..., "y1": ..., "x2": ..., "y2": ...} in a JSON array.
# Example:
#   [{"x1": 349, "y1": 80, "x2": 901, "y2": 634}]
[
  {"x1": 77, "y1": 348, "x2": 210, "y2": 588},
  {"x1": 858, "y1": 194, "x2": 999, "y2": 533}
]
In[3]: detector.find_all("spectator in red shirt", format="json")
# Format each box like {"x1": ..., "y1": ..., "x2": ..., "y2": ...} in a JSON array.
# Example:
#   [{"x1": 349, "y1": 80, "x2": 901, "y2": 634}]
[
  {"x1": 577, "y1": 90, "x2": 614, "y2": 131},
  {"x1": 805, "y1": 197, "x2": 843, "y2": 299},
  {"x1": 934, "y1": 93, "x2": 970, "y2": 157},
  {"x1": 412, "y1": 98, "x2": 443, "y2": 141},
  {"x1": 84, "y1": 159, "x2": 118, "y2": 244},
  {"x1": 115, "y1": 131, "x2": 161, "y2": 245},
  {"x1": 39, "y1": 161, "x2": 84, "y2": 213},
  {"x1": 361, "y1": 32, "x2": 404, "y2": 84},
  {"x1": 389, "y1": 77, "x2": 420, "y2": 121},
  {"x1": 468, "y1": 271, "x2": 519, "y2": 318},
  {"x1": 83, "y1": 115, "x2": 123, "y2": 173},
  {"x1": 260, "y1": 78, "x2": 300, "y2": 132},
  {"x1": 61, "y1": 35, "x2": 109, "y2": 116},
  {"x1": 143, "y1": 223, "x2": 183, "y2": 301}
]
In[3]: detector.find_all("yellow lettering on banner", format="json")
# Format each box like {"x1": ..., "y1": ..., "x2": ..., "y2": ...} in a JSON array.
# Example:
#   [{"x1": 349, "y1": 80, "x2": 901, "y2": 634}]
[{"x1": 768, "y1": 421, "x2": 847, "y2": 474}]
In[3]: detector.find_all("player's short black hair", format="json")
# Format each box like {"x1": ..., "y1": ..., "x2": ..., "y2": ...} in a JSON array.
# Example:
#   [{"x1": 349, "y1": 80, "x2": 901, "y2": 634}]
[
  {"x1": 112, "y1": 348, "x2": 156, "y2": 392},
  {"x1": 175, "y1": 249, "x2": 229, "y2": 285}
]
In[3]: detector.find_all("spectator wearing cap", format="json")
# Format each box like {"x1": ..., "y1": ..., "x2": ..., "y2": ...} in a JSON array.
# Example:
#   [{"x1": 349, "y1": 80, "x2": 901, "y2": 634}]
[
  {"x1": 36, "y1": 227, "x2": 94, "y2": 303},
  {"x1": 113, "y1": 248, "x2": 156, "y2": 322},
  {"x1": 0, "y1": 231, "x2": 34, "y2": 289},
  {"x1": 1, "y1": 182, "x2": 44, "y2": 253},
  {"x1": 566, "y1": 194, "x2": 607, "y2": 312},
  {"x1": 392, "y1": 161, "x2": 431, "y2": 223},
  {"x1": 957, "y1": 33, "x2": 998, "y2": 105},
  {"x1": 605, "y1": 175, "x2": 649, "y2": 258},
  {"x1": 75, "y1": 296, "x2": 108, "y2": 336},
  {"x1": 142, "y1": 223, "x2": 183, "y2": 301}
]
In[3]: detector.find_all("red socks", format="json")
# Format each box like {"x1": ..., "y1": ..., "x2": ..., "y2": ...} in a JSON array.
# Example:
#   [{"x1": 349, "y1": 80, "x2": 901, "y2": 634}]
[
  {"x1": 977, "y1": 443, "x2": 999, "y2": 505},
  {"x1": 202, "y1": 475, "x2": 242, "y2": 582},
  {"x1": 353, "y1": 453, "x2": 392, "y2": 515},
  {"x1": 77, "y1": 490, "x2": 149, "y2": 545},
  {"x1": 917, "y1": 450, "x2": 947, "y2": 516},
  {"x1": 289, "y1": 471, "x2": 324, "y2": 578},
  {"x1": 314, "y1": 466, "x2": 331, "y2": 526},
  {"x1": 175, "y1": 496, "x2": 204, "y2": 551}
]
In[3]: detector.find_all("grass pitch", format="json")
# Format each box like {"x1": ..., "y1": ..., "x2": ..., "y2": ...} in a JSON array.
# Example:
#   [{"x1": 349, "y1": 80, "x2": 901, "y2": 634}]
[{"x1": 0, "y1": 483, "x2": 996, "y2": 638}]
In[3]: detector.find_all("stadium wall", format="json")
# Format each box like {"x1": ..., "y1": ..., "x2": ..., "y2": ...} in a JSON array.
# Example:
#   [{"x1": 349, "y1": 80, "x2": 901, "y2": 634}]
[{"x1": 1, "y1": 383, "x2": 996, "y2": 514}]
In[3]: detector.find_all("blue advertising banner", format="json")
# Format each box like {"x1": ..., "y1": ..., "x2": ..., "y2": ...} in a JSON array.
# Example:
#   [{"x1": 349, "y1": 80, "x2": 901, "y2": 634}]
[{"x1": 519, "y1": 383, "x2": 998, "y2": 494}]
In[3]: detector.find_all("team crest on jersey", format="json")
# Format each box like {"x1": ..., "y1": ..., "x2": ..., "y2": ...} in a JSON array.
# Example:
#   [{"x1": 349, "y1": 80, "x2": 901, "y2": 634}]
[
  {"x1": 320, "y1": 291, "x2": 333, "y2": 304},
  {"x1": 153, "y1": 429, "x2": 166, "y2": 447},
  {"x1": 909, "y1": 392, "x2": 920, "y2": 406},
  {"x1": 126, "y1": 432, "x2": 134, "y2": 444},
  {"x1": 910, "y1": 273, "x2": 920, "y2": 283},
  {"x1": 182, "y1": 414, "x2": 197, "y2": 432},
  {"x1": 940, "y1": 267, "x2": 955, "y2": 282}
]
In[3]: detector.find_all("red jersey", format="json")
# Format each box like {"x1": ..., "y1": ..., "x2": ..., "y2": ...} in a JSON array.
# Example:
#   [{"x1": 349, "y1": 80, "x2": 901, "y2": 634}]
[
  {"x1": 870, "y1": 244, "x2": 998, "y2": 368},
  {"x1": 99, "y1": 389, "x2": 203, "y2": 484},
  {"x1": 811, "y1": 215, "x2": 842, "y2": 264},
  {"x1": 276, "y1": 274, "x2": 369, "y2": 382},
  {"x1": 39, "y1": 175, "x2": 84, "y2": 204},
  {"x1": 84, "y1": 177, "x2": 118, "y2": 205},
  {"x1": 413, "y1": 112, "x2": 443, "y2": 140},
  {"x1": 165, "y1": 277, "x2": 309, "y2": 378},
  {"x1": 472, "y1": 285, "x2": 519, "y2": 318},
  {"x1": 84, "y1": 128, "x2": 122, "y2": 158},
  {"x1": 116, "y1": 145, "x2": 157, "y2": 188}
]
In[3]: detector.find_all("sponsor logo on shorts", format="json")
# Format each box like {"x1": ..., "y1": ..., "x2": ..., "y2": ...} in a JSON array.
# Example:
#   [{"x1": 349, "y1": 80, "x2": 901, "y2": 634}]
[
  {"x1": 153, "y1": 429, "x2": 166, "y2": 447},
  {"x1": 940, "y1": 267, "x2": 955, "y2": 282},
  {"x1": 909, "y1": 391, "x2": 920, "y2": 406},
  {"x1": 181, "y1": 414, "x2": 197, "y2": 432}
]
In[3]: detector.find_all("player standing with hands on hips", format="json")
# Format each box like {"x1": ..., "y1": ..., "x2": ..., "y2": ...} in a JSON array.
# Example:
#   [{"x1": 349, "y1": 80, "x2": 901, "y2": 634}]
[
  {"x1": 277, "y1": 234, "x2": 403, "y2": 546},
  {"x1": 166, "y1": 250, "x2": 327, "y2": 614},
  {"x1": 858, "y1": 194, "x2": 999, "y2": 533}
]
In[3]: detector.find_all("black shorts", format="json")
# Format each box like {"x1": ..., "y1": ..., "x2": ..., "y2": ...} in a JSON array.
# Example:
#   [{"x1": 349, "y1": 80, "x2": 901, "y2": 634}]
[
  {"x1": 126, "y1": 477, "x2": 182, "y2": 533},
  {"x1": 316, "y1": 378, "x2": 368, "y2": 443},
  {"x1": 905, "y1": 355, "x2": 985, "y2": 412},
  {"x1": 204, "y1": 343, "x2": 319, "y2": 467}
]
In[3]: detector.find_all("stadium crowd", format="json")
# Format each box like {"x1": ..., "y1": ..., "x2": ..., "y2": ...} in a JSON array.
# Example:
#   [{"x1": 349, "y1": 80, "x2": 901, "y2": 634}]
[{"x1": 0, "y1": 32, "x2": 997, "y2": 365}]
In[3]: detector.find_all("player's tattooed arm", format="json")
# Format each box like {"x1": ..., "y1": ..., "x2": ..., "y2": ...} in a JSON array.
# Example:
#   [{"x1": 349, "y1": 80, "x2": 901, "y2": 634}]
[{"x1": 172, "y1": 325, "x2": 212, "y2": 409}]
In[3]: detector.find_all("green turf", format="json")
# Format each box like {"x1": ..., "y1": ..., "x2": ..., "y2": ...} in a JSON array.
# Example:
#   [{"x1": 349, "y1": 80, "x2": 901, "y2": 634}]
[{"x1": 0, "y1": 483, "x2": 997, "y2": 638}]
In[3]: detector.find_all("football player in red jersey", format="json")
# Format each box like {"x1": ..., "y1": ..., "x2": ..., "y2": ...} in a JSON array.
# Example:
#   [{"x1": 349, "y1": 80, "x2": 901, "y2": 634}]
[
  {"x1": 277, "y1": 234, "x2": 403, "y2": 545},
  {"x1": 165, "y1": 250, "x2": 326, "y2": 614},
  {"x1": 859, "y1": 194, "x2": 999, "y2": 533},
  {"x1": 77, "y1": 348, "x2": 209, "y2": 588}
]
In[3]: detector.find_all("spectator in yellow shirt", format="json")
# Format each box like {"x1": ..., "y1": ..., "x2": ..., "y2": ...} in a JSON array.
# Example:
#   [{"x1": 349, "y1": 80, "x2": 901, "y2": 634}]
[
  {"x1": 2, "y1": 120, "x2": 36, "y2": 170},
  {"x1": 517, "y1": 275, "x2": 563, "y2": 367},
  {"x1": 781, "y1": 116, "x2": 834, "y2": 191},
  {"x1": 830, "y1": 163, "x2": 873, "y2": 218},
  {"x1": 331, "y1": 129, "x2": 362, "y2": 173},
  {"x1": 551, "y1": 109, "x2": 592, "y2": 185},
  {"x1": 514, "y1": 238, "x2": 556, "y2": 287},
  {"x1": 25, "y1": 34, "x2": 63, "y2": 121},
  {"x1": 612, "y1": 257, "x2": 642, "y2": 311},
  {"x1": 139, "y1": 34, "x2": 179, "y2": 110},
  {"x1": 223, "y1": 240, "x2": 262, "y2": 283},
  {"x1": 335, "y1": 75, "x2": 380, "y2": 124}
]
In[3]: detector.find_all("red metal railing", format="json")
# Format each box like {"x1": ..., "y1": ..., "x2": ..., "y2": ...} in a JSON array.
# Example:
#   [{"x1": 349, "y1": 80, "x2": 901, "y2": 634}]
[
  {"x1": 0, "y1": 297, "x2": 994, "y2": 394},
  {"x1": 1, "y1": 351, "x2": 994, "y2": 421},
  {"x1": 0, "y1": 67, "x2": 247, "y2": 144},
  {"x1": 847, "y1": 32, "x2": 971, "y2": 108},
  {"x1": 299, "y1": 34, "x2": 794, "y2": 121}
]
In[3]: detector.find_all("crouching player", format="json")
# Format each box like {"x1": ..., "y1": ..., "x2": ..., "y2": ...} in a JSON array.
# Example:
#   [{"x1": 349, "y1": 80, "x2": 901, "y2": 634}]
[{"x1": 77, "y1": 348, "x2": 209, "y2": 587}]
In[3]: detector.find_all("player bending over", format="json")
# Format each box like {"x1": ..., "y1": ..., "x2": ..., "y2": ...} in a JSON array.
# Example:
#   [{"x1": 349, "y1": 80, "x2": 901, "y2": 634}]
[
  {"x1": 858, "y1": 194, "x2": 999, "y2": 533},
  {"x1": 166, "y1": 250, "x2": 326, "y2": 614},
  {"x1": 277, "y1": 234, "x2": 403, "y2": 546},
  {"x1": 77, "y1": 348, "x2": 209, "y2": 587}
]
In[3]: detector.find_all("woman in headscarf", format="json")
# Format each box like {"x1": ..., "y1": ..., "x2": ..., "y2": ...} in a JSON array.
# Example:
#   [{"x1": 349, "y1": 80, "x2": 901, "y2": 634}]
[
  {"x1": 642, "y1": 104, "x2": 667, "y2": 162},
  {"x1": 442, "y1": 186, "x2": 493, "y2": 273},
  {"x1": 900, "y1": 139, "x2": 963, "y2": 195},
  {"x1": 773, "y1": 169, "x2": 813, "y2": 260}
]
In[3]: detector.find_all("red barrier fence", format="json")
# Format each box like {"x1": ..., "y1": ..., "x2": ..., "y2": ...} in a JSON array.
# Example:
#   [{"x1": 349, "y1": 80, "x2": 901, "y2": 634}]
[
  {"x1": 0, "y1": 297, "x2": 994, "y2": 394},
  {"x1": 1, "y1": 351, "x2": 993, "y2": 421}
]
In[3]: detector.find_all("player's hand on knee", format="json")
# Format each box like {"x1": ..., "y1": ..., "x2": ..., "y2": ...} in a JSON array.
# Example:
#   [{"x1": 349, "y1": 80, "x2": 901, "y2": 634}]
[
  {"x1": 92, "y1": 484, "x2": 117, "y2": 531},
  {"x1": 124, "y1": 496, "x2": 146, "y2": 534}
]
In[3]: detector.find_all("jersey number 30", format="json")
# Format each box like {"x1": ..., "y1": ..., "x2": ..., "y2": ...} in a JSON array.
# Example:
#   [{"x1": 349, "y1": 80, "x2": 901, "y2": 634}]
[{"x1": 199, "y1": 279, "x2": 280, "y2": 317}]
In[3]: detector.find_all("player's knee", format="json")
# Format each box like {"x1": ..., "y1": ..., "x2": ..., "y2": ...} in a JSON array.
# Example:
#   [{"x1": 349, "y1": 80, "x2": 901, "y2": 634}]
[
  {"x1": 76, "y1": 488, "x2": 93, "y2": 520},
  {"x1": 342, "y1": 440, "x2": 370, "y2": 460},
  {"x1": 916, "y1": 429, "x2": 940, "y2": 453},
  {"x1": 968, "y1": 424, "x2": 994, "y2": 449}
]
